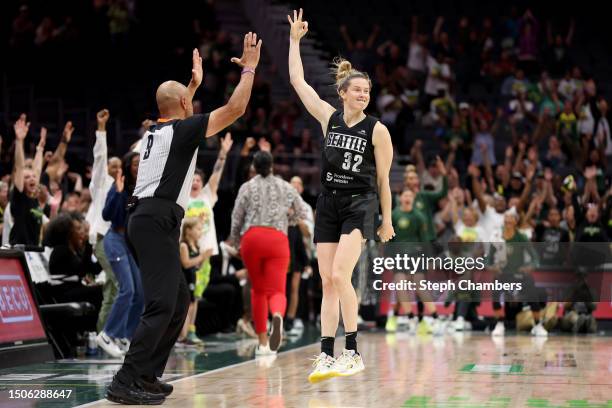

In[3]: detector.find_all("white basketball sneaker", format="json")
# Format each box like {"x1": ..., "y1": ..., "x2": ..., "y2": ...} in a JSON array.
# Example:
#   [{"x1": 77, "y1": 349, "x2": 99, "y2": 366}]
[
  {"x1": 531, "y1": 322, "x2": 548, "y2": 337},
  {"x1": 453, "y1": 316, "x2": 466, "y2": 332},
  {"x1": 255, "y1": 343, "x2": 277, "y2": 356},
  {"x1": 330, "y1": 349, "x2": 365, "y2": 378},
  {"x1": 96, "y1": 331, "x2": 124, "y2": 358},
  {"x1": 431, "y1": 318, "x2": 445, "y2": 336},
  {"x1": 308, "y1": 352, "x2": 336, "y2": 384},
  {"x1": 491, "y1": 321, "x2": 505, "y2": 337},
  {"x1": 408, "y1": 316, "x2": 419, "y2": 334}
]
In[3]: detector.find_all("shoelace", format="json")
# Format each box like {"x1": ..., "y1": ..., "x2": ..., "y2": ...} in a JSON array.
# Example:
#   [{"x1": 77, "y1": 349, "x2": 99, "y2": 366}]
[
  {"x1": 334, "y1": 353, "x2": 356, "y2": 370},
  {"x1": 310, "y1": 354, "x2": 335, "y2": 369}
]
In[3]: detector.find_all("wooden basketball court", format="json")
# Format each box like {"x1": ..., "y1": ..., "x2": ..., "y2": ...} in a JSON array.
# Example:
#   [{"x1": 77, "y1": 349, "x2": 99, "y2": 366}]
[{"x1": 83, "y1": 332, "x2": 612, "y2": 408}]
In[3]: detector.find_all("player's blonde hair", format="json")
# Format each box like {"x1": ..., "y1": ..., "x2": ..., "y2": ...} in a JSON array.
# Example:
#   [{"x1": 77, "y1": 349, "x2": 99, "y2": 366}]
[{"x1": 332, "y1": 57, "x2": 372, "y2": 95}]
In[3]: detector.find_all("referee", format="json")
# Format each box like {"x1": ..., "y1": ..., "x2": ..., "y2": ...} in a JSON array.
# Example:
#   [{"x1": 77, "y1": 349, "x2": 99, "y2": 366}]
[{"x1": 106, "y1": 33, "x2": 262, "y2": 405}]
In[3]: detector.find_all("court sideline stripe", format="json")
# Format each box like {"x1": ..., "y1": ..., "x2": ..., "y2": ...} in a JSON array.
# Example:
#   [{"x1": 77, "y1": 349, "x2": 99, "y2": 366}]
[{"x1": 74, "y1": 341, "x2": 319, "y2": 407}]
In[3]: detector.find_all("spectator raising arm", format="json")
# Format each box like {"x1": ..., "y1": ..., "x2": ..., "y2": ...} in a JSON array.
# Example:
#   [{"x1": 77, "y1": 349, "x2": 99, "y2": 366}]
[
  {"x1": 33, "y1": 126, "x2": 46, "y2": 180},
  {"x1": 582, "y1": 166, "x2": 601, "y2": 205},
  {"x1": 89, "y1": 109, "x2": 110, "y2": 199},
  {"x1": 481, "y1": 143, "x2": 496, "y2": 193},
  {"x1": 433, "y1": 16, "x2": 444, "y2": 44},
  {"x1": 516, "y1": 165, "x2": 535, "y2": 213},
  {"x1": 410, "y1": 139, "x2": 425, "y2": 176},
  {"x1": 469, "y1": 165, "x2": 487, "y2": 213},
  {"x1": 206, "y1": 132, "x2": 233, "y2": 195},
  {"x1": 421, "y1": 156, "x2": 449, "y2": 206},
  {"x1": 366, "y1": 24, "x2": 380, "y2": 49},
  {"x1": 13, "y1": 114, "x2": 30, "y2": 193},
  {"x1": 339, "y1": 25, "x2": 354, "y2": 50},
  {"x1": 86, "y1": 108, "x2": 113, "y2": 245},
  {"x1": 207, "y1": 33, "x2": 262, "y2": 137},
  {"x1": 52, "y1": 121, "x2": 74, "y2": 163}
]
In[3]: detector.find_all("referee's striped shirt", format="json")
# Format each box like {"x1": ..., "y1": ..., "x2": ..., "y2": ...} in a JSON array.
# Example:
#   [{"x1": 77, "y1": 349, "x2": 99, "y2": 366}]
[{"x1": 133, "y1": 114, "x2": 209, "y2": 210}]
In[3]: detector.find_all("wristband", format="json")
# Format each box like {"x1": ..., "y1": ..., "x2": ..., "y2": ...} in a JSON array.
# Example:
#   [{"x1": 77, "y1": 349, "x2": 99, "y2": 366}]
[{"x1": 241, "y1": 67, "x2": 256, "y2": 75}]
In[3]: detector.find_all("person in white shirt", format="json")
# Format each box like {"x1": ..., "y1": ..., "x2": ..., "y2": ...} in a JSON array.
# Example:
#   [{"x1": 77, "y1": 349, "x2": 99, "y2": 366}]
[
  {"x1": 424, "y1": 52, "x2": 451, "y2": 99},
  {"x1": 182, "y1": 132, "x2": 236, "y2": 337},
  {"x1": 594, "y1": 99, "x2": 611, "y2": 158},
  {"x1": 469, "y1": 165, "x2": 506, "y2": 242},
  {"x1": 85, "y1": 109, "x2": 123, "y2": 333},
  {"x1": 406, "y1": 16, "x2": 428, "y2": 82},
  {"x1": 557, "y1": 71, "x2": 576, "y2": 101},
  {"x1": 185, "y1": 132, "x2": 233, "y2": 259}
]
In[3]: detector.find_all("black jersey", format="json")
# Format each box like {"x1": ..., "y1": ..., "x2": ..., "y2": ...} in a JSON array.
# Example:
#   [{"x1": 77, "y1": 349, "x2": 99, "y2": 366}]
[{"x1": 321, "y1": 111, "x2": 378, "y2": 193}]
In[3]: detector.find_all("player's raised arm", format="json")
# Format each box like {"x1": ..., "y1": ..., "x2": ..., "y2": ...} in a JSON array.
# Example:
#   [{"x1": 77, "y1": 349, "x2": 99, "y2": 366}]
[
  {"x1": 288, "y1": 8, "x2": 335, "y2": 130},
  {"x1": 206, "y1": 32, "x2": 262, "y2": 137}
]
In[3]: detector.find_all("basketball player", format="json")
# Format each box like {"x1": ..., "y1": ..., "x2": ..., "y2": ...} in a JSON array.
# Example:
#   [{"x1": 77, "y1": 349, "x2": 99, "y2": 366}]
[
  {"x1": 288, "y1": 9, "x2": 395, "y2": 383},
  {"x1": 106, "y1": 33, "x2": 261, "y2": 405}
]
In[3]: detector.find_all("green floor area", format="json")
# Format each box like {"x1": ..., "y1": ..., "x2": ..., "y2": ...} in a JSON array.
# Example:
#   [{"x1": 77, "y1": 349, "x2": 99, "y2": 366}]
[
  {"x1": 0, "y1": 326, "x2": 320, "y2": 407},
  {"x1": 402, "y1": 396, "x2": 612, "y2": 408}
]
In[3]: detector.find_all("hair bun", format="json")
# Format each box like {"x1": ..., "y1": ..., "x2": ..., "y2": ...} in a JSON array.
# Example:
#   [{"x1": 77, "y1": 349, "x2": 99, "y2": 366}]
[
  {"x1": 331, "y1": 56, "x2": 371, "y2": 96},
  {"x1": 333, "y1": 57, "x2": 353, "y2": 83}
]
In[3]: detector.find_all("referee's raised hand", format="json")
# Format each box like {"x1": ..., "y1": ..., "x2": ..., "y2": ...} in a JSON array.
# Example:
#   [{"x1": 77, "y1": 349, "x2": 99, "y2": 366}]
[
  {"x1": 231, "y1": 32, "x2": 262, "y2": 69},
  {"x1": 188, "y1": 49, "x2": 203, "y2": 95}
]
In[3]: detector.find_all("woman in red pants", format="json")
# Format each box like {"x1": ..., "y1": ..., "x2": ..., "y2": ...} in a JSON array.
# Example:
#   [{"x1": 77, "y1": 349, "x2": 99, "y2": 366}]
[{"x1": 229, "y1": 151, "x2": 307, "y2": 355}]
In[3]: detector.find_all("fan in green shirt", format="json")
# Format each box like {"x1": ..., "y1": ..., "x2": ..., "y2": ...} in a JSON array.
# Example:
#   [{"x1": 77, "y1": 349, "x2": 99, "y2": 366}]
[
  {"x1": 404, "y1": 156, "x2": 448, "y2": 242},
  {"x1": 392, "y1": 189, "x2": 428, "y2": 243}
]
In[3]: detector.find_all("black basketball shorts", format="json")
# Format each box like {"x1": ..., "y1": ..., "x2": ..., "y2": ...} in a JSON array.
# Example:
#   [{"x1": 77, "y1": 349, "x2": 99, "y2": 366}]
[{"x1": 314, "y1": 190, "x2": 380, "y2": 243}]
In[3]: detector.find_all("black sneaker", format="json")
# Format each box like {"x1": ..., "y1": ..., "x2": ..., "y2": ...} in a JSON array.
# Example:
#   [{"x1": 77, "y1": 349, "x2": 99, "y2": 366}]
[
  {"x1": 284, "y1": 317, "x2": 294, "y2": 332},
  {"x1": 139, "y1": 377, "x2": 174, "y2": 396},
  {"x1": 106, "y1": 375, "x2": 165, "y2": 405},
  {"x1": 269, "y1": 313, "x2": 283, "y2": 352}
]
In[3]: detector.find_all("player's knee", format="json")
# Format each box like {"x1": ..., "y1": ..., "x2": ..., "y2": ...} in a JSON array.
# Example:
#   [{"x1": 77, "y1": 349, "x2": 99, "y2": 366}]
[
  {"x1": 321, "y1": 276, "x2": 335, "y2": 292},
  {"x1": 330, "y1": 271, "x2": 350, "y2": 289}
]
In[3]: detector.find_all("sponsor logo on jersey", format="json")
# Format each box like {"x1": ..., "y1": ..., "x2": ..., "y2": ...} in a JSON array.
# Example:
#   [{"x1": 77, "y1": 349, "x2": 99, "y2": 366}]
[
  {"x1": 326, "y1": 132, "x2": 367, "y2": 154},
  {"x1": 326, "y1": 172, "x2": 333, "y2": 182}
]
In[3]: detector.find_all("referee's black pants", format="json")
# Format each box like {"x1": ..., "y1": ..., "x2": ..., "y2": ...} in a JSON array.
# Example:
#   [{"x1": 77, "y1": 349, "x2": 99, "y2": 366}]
[{"x1": 117, "y1": 198, "x2": 189, "y2": 383}]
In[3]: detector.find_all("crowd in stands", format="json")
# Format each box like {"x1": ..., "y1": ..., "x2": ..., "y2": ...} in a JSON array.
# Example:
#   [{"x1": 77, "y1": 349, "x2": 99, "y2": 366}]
[{"x1": 0, "y1": 2, "x2": 610, "y2": 355}]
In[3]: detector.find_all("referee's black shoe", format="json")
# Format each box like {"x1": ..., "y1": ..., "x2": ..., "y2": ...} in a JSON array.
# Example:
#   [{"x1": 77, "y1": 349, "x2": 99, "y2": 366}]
[
  {"x1": 106, "y1": 375, "x2": 165, "y2": 405},
  {"x1": 139, "y1": 377, "x2": 174, "y2": 396}
]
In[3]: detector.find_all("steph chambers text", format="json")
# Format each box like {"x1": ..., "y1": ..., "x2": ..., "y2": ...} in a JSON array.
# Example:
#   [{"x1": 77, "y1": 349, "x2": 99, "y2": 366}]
[{"x1": 373, "y1": 279, "x2": 523, "y2": 292}]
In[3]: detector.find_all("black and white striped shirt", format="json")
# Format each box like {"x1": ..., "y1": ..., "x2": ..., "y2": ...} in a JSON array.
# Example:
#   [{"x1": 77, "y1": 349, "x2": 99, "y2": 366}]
[{"x1": 133, "y1": 114, "x2": 209, "y2": 210}]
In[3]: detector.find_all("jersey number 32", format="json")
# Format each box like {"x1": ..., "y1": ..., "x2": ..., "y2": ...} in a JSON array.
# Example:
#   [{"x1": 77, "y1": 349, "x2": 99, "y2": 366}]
[{"x1": 342, "y1": 152, "x2": 362, "y2": 172}]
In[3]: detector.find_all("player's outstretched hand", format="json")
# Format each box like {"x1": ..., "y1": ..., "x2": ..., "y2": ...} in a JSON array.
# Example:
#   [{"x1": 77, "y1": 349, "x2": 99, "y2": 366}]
[
  {"x1": 231, "y1": 32, "x2": 262, "y2": 69},
  {"x1": 287, "y1": 8, "x2": 308, "y2": 41},
  {"x1": 377, "y1": 222, "x2": 395, "y2": 243}
]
